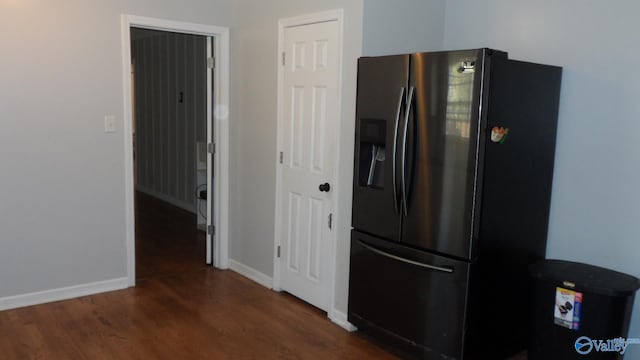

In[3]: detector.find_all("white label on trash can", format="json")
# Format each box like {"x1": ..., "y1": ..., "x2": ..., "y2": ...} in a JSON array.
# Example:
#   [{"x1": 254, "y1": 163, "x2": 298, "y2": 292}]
[{"x1": 554, "y1": 287, "x2": 583, "y2": 330}]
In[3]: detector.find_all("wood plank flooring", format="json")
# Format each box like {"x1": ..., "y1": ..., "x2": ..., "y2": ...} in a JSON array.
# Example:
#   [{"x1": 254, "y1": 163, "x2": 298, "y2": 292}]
[{"x1": 0, "y1": 192, "x2": 397, "y2": 359}]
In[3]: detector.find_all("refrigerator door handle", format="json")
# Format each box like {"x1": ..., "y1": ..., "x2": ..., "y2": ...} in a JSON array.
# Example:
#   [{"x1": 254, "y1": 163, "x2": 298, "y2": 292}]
[
  {"x1": 357, "y1": 239, "x2": 454, "y2": 273},
  {"x1": 392, "y1": 87, "x2": 405, "y2": 214},
  {"x1": 401, "y1": 86, "x2": 415, "y2": 216}
]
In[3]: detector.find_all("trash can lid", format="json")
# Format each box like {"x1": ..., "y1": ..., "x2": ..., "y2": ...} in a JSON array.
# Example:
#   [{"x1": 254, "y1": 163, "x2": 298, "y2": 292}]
[{"x1": 530, "y1": 259, "x2": 640, "y2": 297}]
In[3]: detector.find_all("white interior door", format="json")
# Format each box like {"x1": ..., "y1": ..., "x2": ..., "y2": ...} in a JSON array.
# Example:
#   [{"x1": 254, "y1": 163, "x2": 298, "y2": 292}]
[{"x1": 277, "y1": 20, "x2": 341, "y2": 311}]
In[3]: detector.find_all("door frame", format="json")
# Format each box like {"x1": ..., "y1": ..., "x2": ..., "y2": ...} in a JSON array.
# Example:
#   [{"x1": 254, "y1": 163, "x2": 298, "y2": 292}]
[
  {"x1": 273, "y1": 9, "x2": 344, "y2": 317},
  {"x1": 120, "y1": 15, "x2": 231, "y2": 286}
]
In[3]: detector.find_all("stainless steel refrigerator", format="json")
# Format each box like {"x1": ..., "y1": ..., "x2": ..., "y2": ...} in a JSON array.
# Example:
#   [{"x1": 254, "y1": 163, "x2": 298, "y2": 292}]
[{"x1": 348, "y1": 49, "x2": 562, "y2": 359}]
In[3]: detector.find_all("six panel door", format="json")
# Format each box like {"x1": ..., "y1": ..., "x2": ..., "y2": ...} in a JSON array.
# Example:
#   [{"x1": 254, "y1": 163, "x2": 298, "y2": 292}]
[{"x1": 278, "y1": 20, "x2": 340, "y2": 311}]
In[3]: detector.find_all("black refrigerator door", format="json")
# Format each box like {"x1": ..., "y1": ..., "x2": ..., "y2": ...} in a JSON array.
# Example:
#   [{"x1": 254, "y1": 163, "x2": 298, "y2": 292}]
[
  {"x1": 401, "y1": 49, "x2": 489, "y2": 260},
  {"x1": 352, "y1": 55, "x2": 409, "y2": 242},
  {"x1": 348, "y1": 230, "x2": 470, "y2": 359}
]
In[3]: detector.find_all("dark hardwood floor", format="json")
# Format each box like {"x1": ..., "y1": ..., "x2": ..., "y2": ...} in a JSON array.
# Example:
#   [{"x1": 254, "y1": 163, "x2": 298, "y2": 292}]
[
  {"x1": 134, "y1": 191, "x2": 209, "y2": 280},
  {"x1": 0, "y1": 192, "x2": 397, "y2": 359}
]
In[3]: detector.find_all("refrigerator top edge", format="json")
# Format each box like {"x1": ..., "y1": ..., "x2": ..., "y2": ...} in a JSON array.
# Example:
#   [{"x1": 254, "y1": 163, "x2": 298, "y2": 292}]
[
  {"x1": 502, "y1": 58, "x2": 563, "y2": 72},
  {"x1": 359, "y1": 48, "x2": 508, "y2": 61},
  {"x1": 357, "y1": 48, "x2": 563, "y2": 70}
]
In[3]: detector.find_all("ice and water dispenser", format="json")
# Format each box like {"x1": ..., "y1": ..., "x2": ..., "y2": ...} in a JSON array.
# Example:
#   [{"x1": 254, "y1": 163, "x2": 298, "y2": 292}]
[{"x1": 358, "y1": 119, "x2": 387, "y2": 189}]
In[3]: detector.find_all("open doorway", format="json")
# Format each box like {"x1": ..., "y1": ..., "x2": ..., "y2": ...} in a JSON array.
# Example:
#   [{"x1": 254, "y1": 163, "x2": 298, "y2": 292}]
[
  {"x1": 130, "y1": 28, "x2": 209, "y2": 280},
  {"x1": 121, "y1": 16, "x2": 230, "y2": 286}
]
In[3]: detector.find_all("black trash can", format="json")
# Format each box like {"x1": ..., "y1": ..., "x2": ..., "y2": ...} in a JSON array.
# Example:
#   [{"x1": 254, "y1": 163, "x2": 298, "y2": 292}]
[{"x1": 529, "y1": 260, "x2": 640, "y2": 359}]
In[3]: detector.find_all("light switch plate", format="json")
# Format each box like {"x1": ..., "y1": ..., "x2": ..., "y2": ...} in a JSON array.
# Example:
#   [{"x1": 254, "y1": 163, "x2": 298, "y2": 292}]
[{"x1": 104, "y1": 115, "x2": 116, "y2": 133}]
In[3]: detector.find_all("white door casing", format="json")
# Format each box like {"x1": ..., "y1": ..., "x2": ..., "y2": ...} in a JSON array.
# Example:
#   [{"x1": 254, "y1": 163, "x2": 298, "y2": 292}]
[
  {"x1": 205, "y1": 36, "x2": 214, "y2": 265},
  {"x1": 121, "y1": 15, "x2": 231, "y2": 286},
  {"x1": 276, "y1": 19, "x2": 341, "y2": 311}
]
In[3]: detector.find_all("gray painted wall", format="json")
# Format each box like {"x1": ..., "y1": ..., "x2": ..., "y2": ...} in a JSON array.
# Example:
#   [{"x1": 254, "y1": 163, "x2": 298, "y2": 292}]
[
  {"x1": 230, "y1": 0, "x2": 364, "y2": 314},
  {"x1": 132, "y1": 29, "x2": 207, "y2": 212},
  {"x1": 6, "y1": 0, "x2": 637, "y2": 344},
  {"x1": 362, "y1": 0, "x2": 445, "y2": 56},
  {"x1": 443, "y1": 0, "x2": 640, "y2": 351},
  {"x1": 0, "y1": 0, "x2": 232, "y2": 298}
]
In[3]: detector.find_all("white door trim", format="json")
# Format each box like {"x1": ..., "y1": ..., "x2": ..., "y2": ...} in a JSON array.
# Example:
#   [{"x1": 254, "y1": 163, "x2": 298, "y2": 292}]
[
  {"x1": 273, "y1": 8, "x2": 344, "y2": 319},
  {"x1": 121, "y1": 15, "x2": 231, "y2": 287}
]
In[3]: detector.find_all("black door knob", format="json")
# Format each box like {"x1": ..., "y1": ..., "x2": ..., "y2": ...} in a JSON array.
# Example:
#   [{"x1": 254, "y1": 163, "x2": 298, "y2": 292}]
[{"x1": 319, "y1": 183, "x2": 331, "y2": 192}]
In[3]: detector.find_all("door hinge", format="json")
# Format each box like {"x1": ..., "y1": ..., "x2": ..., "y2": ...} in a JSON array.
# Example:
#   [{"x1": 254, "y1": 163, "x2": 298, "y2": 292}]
[
  {"x1": 282, "y1": 52, "x2": 286, "y2": 66},
  {"x1": 207, "y1": 57, "x2": 215, "y2": 69},
  {"x1": 279, "y1": 151, "x2": 284, "y2": 164},
  {"x1": 207, "y1": 225, "x2": 215, "y2": 235},
  {"x1": 208, "y1": 142, "x2": 215, "y2": 154},
  {"x1": 277, "y1": 245, "x2": 281, "y2": 258},
  {"x1": 328, "y1": 213, "x2": 333, "y2": 230}
]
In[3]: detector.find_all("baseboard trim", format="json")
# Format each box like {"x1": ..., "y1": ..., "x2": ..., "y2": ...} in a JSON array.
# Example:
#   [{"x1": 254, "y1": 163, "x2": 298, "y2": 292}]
[
  {"x1": 229, "y1": 259, "x2": 273, "y2": 289},
  {"x1": 329, "y1": 308, "x2": 357, "y2": 332},
  {"x1": 0, "y1": 277, "x2": 129, "y2": 312},
  {"x1": 136, "y1": 185, "x2": 195, "y2": 214},
  {"x1": 228, "y1": 261, "x2": 355, "y2": 332}
]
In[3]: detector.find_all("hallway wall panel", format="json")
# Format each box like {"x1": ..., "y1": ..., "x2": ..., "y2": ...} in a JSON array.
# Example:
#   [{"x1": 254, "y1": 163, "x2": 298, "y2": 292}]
[{"x1": 132, "y1": 29, "x2": 207, "y2": 212}]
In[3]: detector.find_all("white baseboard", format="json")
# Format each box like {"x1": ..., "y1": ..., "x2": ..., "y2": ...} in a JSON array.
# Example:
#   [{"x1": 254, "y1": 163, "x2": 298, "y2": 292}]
[
  {"x1": 329, "y1": 308, "x2": 357, "y2": 332},
  {"x1": 0, "y1": 277, "x2": 129, "y2": 312},
  {"x1": 229, "y1": 259, "x2": 273, "y2": 289},
  {"x1": 136, "y1": 185, "x2": 195, "y2": 214},
  {"x1": 228, "y1": 261, "x2": 355, "y2": 332}
]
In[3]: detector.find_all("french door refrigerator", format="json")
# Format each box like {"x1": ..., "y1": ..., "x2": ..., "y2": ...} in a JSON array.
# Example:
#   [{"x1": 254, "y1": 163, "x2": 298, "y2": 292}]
[{"x1": 348, "y1": 49, "x2": 562, "y2": 359}]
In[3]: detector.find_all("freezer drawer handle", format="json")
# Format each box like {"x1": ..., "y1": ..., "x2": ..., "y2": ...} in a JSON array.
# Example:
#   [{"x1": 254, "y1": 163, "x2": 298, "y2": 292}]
[
  {"x1": 357, "y1": 239, "x2": 454, "y2": 273},
  {"x1": 392, "y1": 87, "x2": 405, "y2": 214}
]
